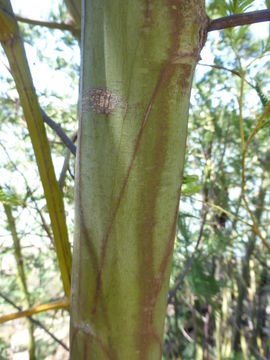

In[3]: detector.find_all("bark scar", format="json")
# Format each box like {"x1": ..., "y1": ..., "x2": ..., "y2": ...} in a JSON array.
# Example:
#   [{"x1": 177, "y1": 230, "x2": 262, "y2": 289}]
[{"x1": 82, "y1": 87, "x2": 122, "y2": 115}]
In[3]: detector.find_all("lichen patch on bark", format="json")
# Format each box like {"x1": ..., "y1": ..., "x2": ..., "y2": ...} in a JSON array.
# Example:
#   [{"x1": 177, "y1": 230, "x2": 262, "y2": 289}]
[{"x1": 82, "y1": 88, "x2": 122, "y2": 115}]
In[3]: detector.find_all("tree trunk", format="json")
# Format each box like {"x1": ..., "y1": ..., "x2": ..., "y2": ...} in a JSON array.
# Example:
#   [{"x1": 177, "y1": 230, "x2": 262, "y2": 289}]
[{"x1": 70, "y1": 1, "x2": 208, "y2": 359}]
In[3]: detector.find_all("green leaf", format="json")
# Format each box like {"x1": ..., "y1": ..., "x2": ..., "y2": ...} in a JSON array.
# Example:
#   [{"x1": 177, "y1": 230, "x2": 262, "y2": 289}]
[
  {"x1": 182, "y1": 174, "x2": 200, "y2": 196},
  {"x1": 226, "y1": 0, "x2": 254, "y2": 14},
  {"x1": 182, "y1": 183, "x2": 201, "y2": 196},
  {"x1": 254, "y1": 82, "x2": 269, "y2": 108},
  {"x1": 182, "y1": 174, "x2": 199, "y2": 184}
]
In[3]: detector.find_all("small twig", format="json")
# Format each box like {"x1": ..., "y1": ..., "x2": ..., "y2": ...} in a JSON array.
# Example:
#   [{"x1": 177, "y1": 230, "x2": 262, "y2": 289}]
[
  {"x1": 2, "y1": 95, "x2": 76, "y2": 155},
  {"x1": 58, "y1": 131, "x2": 77, "y2": 189},
  {"x1": 33, "y1": 200, "x2": 55, "y2": 248},
  {"x1": 41, "y1": 109, "x2": 76, "y2": 156},
  {"x1": 241, "y1": 102, "x2": 270, "y2": 252},
  {"x1": 208, "y1": 9, "x2": 270, "y2": 32},
  {"x1": 199, "y1": 62, "x2": 240, "y2": 77},
  {"x1": 194, "y1": 197, "x2": 253, "y2": 228},
  {"x1": 168, "y1": 210, "x2": 207, "y2": 303},
  {"x1": 238, "y1": 69, "x2": 246, "y2": 151},
  {"x1": 0, "y1": 142, "x2": 55, "y2": 246},
  {"x1": 58, "y1": 150, "x2": 71, "y2": 190},
  {"x1": 0, "y1": 298, "x2": 69, "y2": 324},
  {"x1": 0, "y1": 291, "x2": 69, "y2": 351},
  {"x1": 15, "y1": 14, "x2": 79, "y2": 35},
  {"x1": 198, "y1": 63, "x2": 255, "y2": 89}
]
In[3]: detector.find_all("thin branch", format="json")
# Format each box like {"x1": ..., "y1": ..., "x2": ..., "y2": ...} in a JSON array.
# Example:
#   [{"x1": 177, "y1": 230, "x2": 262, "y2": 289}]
[
  {"x1": 241, "y1": 102, "x2": 270, "y2": 253},
  {"x1": 58, "y1": 130, "x2": 78, "y2": 189},
  {"x1": 0, "y1": 298, "x2": 69, "y2": 324},
  {"x1": 2, "y1": 94, "x2": 76, "y2": 155},
  {"x1": 199, "y1": 62, "x2": 240, "y2": 77},
  {"x1": 208, "y1": 118, "x2": 230, "y2": 201},
  {"x1": 208, "y1": 9, "x2": 270, "y2": 32},
  {"x1": 32, "y1": 199, "x2": 55, "y2": 248},
  {"x1": 0, "y1": 1, "x2": 72, "y2": 298},
  {"x1": 0, "y1": 142, "x2": 55, "y2": 246},
  {"x1": 0, "y1": 291, "x2": 69, "y2": 351},
  {"x1": 15, "y1": 14, "x2": 79, "y2": 34},
  {"x1": 198, "y1": 63, "x2": 255, "y2": 89},
  {"x1": 41, "y1": 109, "x2": 77, "y2": 156},
  {"x1": 238, "y1": 69, "x2": 246, "y2": 151}
]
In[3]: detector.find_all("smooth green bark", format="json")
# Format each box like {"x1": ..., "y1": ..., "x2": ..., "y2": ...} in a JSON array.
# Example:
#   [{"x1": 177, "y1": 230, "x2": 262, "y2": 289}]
[{"x1": 70, "y1": 1, "x2": 208, "y2": 359}]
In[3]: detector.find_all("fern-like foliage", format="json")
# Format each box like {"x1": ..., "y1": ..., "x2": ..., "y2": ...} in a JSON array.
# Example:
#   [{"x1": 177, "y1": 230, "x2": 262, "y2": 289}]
[
  {"x1": 253, "y1": 82, "x2": 270, "y2": 131},
  {"x1": 255, "y1": 82, "x2": 269, "y2": 108},
  {"x1": 208, "y1": 0, "x2": 255, "y2": 17},
  {"x1": 225, "y1": 0, "x2": 254, "y2": 14},
  {"x1": 0, "y1": 186, "x2": 23, "y2": 206}
]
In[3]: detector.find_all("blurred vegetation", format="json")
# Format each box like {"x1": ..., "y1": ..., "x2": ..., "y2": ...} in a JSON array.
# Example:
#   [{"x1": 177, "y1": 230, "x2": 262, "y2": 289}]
[
  {"x1": 0, "y1": 0, "x2": 270, "y2": 359},
  {"x1": 164, "y1": 1, "x2": 270, "y2": 358}
]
